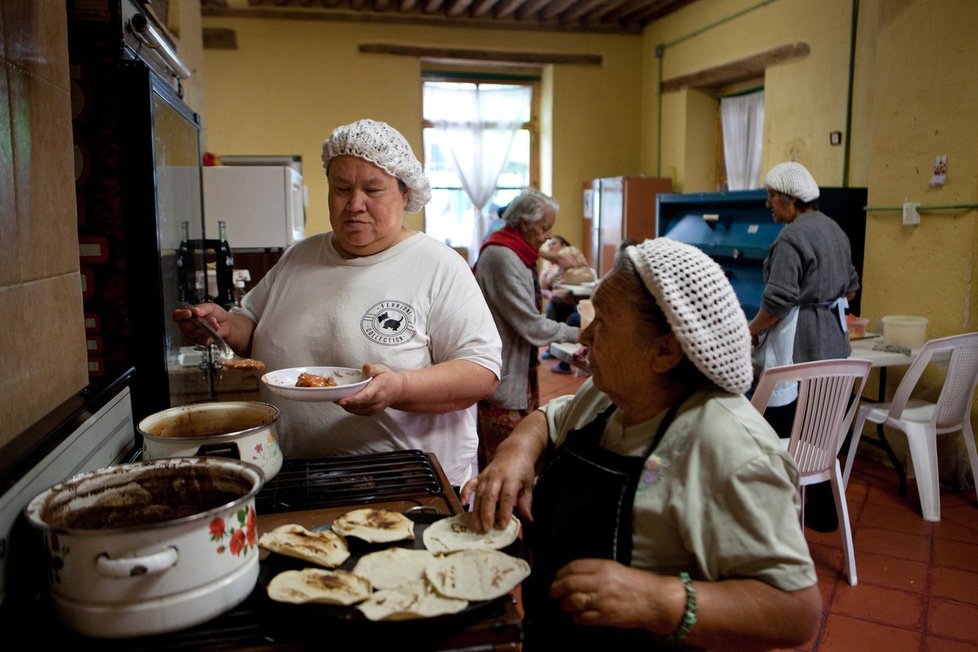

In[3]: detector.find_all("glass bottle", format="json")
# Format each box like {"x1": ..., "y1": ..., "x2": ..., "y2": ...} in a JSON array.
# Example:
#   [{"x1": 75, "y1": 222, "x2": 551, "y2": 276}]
[
  {"x1": 176, "y1": 220, "x2": 194, "y2": 303},
  {"x1": 215, "y1": 220, "x2": 235, "y2": 308}
]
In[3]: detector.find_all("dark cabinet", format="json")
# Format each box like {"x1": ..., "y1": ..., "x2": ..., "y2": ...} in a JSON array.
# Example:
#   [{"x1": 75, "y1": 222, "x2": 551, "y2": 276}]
[{"x1": 656, "y1": 187, "x2": 867, "y2": 318}]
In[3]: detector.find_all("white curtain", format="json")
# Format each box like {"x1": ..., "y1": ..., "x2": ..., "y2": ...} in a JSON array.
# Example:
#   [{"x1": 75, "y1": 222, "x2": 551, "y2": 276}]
[
  {"x1": 423, "y1": 83, "x2": 531, "y2": 256},
  {"x1": 720, "y1": 90, "x2": 764, "y2": 190}
]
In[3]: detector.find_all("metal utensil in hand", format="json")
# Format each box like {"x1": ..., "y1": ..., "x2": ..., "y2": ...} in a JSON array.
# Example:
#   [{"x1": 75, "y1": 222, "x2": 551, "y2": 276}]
[{"x1": 177, "y1": 302, "x2": 235, "y2": 362}]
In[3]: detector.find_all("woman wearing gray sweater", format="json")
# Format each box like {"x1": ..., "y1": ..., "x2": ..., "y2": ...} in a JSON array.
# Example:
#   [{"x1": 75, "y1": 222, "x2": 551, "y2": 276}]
[{"x1": 474, "y1": 190, "x2": 580, "y2": 469}]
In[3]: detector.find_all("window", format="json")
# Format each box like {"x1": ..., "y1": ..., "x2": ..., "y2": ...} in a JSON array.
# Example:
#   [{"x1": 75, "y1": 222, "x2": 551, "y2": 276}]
[{"x1": 422, "y1": 74, "x2": 538, "y2": 261}]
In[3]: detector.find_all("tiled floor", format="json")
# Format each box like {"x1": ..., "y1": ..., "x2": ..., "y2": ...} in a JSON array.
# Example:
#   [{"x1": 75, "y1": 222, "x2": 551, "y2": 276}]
[{"x1": 536, "y1": 354, "x2": 978, "y2": 651}]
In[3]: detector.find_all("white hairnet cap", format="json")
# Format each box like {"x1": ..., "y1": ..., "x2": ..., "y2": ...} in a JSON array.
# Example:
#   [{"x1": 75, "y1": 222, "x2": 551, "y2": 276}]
[
  {"x1": 764, "y1": 161, "x2": 820, "y2": 203},
  {"x1": 626, "y1": 238, "x2": 753, "y2": 394},
  {"x1": 321, "y1": 119, "x2": 432, "y2": 213}
]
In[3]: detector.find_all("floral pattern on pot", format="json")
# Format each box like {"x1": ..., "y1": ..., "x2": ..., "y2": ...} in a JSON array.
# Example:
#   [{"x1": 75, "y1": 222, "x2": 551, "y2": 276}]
[
  {"x1": 209, "y1": 505, "x2": 258, "y2": 556},
  {"x1": 249, "y1": 433, "x2": 282, "y2": 469}
]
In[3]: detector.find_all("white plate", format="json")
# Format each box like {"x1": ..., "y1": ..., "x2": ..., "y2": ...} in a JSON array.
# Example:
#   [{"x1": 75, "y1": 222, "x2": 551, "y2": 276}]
[{"x1": 261, "y1": 366, "x2": 370, "y2": 402}]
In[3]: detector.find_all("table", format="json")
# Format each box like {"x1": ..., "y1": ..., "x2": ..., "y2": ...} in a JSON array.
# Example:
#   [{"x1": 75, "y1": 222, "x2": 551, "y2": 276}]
[
  {"x1": 846, "y1": 335, "x2": 947, "y2": 495},
  {"x1": 553, "y1": 282, "x2": 593, "y2": 297}
]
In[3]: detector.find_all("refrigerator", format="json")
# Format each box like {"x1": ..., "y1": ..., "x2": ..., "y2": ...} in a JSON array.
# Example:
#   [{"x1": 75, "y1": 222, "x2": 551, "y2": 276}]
[
  {"x1": 70, "y1": 2, "x2": 216, "y2": 423},
  {"x1": 582, "y1": 176, "x2": 673, "y2": 276}
]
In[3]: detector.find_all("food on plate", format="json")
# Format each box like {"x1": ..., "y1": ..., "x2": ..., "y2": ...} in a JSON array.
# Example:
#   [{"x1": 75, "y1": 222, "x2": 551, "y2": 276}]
[
  {"x1": 266, "y1": 568, "x2": 372, "y2": 605},
  {"x1": 425, "y1": 549, "x2": 531, "y2": 601},
  {"x1": 356, "y1": 579, "x2": 468, "y2": 621},
  {"x1": 258, "y1": 524, "x2": 350, "y2": 568},
  {"x1": 331, "y1": 507, "x2": 415, "y2": 543},
  {"x1": 222, "y1": 357, "x2": 266, "y2": 372},
  {"x1": 352, "y1": 547, "x2": 437, "y2": 590},
  {"x1": 422, "y1": 512, "x2": 521, "y2": 552},
  {"x1": 295, "y1": 371, "x2": 337, "y2": 388}
]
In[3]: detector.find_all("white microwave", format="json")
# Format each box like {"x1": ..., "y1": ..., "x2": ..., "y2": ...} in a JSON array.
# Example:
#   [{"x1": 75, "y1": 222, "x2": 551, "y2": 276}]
[{"x1": 203, "y1": 166, "x2": 306, "y2": 249}]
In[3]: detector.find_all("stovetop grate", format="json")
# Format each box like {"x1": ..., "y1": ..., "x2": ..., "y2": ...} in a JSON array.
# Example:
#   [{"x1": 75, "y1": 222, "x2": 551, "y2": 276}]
[{"x1": 256, "y1": 449, "x2": 444, "y2": 514}]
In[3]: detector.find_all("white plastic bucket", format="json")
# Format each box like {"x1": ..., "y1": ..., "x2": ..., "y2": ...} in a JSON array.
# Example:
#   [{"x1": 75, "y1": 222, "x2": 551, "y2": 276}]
[{"x1": 882, "y1": 315, "x2": 928, "y2": 349}]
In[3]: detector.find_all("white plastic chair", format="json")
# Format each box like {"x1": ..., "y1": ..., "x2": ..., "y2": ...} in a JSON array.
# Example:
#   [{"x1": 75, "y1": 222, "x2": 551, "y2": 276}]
[
  {"x1": 752, "y1": 358, "x2": 873, "y2": 586},
  {"x1": 842, "y1": 332, "x2": 978, "y2": 522}
]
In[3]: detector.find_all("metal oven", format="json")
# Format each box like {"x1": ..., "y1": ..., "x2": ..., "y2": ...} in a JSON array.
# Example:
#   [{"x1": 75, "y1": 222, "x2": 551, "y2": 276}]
[{"x1": 656, "y1": 187, "x2": 867, "y2": 319}]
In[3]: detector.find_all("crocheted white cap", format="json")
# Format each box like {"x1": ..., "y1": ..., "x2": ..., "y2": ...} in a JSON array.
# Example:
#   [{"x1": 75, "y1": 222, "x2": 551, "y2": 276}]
[
  {"x1": 321, "y1": 119, "x2": 432, "y2": 212},
  {"x1": 626, "y1": 238, "x2": 753, "y2": 394},
  {"x1": 764, "y1": 161, "x2": 820, "y2": 203}
]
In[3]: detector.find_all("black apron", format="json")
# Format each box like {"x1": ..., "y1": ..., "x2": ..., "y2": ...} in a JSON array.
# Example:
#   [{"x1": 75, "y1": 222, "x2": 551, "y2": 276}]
[{"x1": 522, "y1": 400, "x2": 685, "y2": 651}]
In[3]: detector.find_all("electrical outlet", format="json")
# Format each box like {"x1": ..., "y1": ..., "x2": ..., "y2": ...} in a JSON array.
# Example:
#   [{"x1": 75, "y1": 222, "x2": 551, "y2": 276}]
[
  {"x1": 830, "y1": 131, "x2": 842, "y2": 146},
  {"x1": 902, "y1": 202, "x2": 920, "y2": 226}
]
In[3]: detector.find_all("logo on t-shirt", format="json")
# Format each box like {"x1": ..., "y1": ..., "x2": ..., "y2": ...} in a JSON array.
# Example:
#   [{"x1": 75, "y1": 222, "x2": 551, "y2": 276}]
[{"x1": 361, "y1": 301, "x2": 417, "y2": 346}]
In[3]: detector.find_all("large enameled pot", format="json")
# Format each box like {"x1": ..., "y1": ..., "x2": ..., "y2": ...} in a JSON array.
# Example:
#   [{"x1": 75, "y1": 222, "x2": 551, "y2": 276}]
[{"x1": 24, "y1": 457, "x2": 264, "y2": 638}]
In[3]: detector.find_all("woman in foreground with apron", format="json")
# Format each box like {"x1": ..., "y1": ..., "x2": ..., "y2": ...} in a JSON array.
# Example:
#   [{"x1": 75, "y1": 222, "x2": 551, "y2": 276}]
[
  {"x1": 462, "y1": 238, "x2": 821, "y2": 651},
  {"x1": 748, "y1": 161, "x2": 859, "y2": 532}
]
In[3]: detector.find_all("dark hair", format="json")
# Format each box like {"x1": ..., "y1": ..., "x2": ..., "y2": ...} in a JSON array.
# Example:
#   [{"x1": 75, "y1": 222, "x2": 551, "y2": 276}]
[
  {"x1": 776, "y1": 191, "x2": 819, "y2": 212},
  {"x1": 551, "y1": 235, "x2": 571, "y2": 247}
]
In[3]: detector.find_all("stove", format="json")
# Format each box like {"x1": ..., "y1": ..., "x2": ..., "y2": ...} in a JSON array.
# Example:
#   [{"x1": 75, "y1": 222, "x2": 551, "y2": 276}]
[
  {"x1": 0, "y1": 450, "x2": 523, "y2": 650},
  {"x1": 256, "y1": 450, "x2": 449, "y2": 513}
]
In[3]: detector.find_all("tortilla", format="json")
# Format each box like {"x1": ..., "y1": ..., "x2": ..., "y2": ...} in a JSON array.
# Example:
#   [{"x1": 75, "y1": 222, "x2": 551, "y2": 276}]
[
  {"x1": 422, "y1": 512, "x2": 520, "y2": 552},
  {"x1": 425, "y1": 549, "x2": 530, "y2": 601},
  {"x1": 331, "y1": 507, "x2": 415, "y2": 543},
  {"x1": 351, "y1": 547, "x2": 437, "y2": 590},
  {"x1": 266, "y1": 568, "x2": 372, "y2": 605},
  {"x1": 258, "y1": 523, "x2": 350, "y2": 568},
  {"x1": 356, "y1": 579, "x2": 468, "y2": 622}
]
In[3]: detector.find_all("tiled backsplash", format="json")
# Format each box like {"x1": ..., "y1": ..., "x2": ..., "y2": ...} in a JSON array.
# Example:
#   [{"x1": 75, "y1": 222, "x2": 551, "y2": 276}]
[{"x1": 0, "y1": 3, "x2": 88, "y2": 446}]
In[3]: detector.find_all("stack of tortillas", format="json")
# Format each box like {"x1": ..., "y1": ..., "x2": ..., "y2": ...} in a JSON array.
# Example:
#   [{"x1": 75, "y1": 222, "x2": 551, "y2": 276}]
[{"x1": 262, "y1": 508, "x2": 529, "y2": 621}]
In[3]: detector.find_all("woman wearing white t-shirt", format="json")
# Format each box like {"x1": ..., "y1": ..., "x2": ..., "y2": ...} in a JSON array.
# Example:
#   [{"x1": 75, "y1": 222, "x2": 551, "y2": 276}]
[{"x1": 174, "y1": 119, "x2": 502, "y2": 487}]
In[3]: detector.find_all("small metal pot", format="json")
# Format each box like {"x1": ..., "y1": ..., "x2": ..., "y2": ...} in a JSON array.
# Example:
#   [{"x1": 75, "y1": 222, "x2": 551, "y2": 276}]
[
  {"x1": 24, "y1": 457, "x2": 264, "y2": 638},
  {"x1": 138, "y1": 401, "x2": 282, "y2": 481}
]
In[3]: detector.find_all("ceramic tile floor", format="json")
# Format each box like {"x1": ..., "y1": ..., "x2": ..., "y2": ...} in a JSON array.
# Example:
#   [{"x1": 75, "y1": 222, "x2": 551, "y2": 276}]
[{"x1": 536, "y1": 354, "x2": 978, "y2": 651}]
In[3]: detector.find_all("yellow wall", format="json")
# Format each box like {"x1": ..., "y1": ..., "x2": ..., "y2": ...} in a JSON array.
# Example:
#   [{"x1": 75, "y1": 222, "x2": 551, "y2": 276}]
[
  {"x1": 199, "y1": 19, "x2": 645, "y2": 246},
  {"x1": 641, "y1": 0, "x2": 978, "y2": 484},
  {"x1": 642, "y1": 0, "x2": 865, "y2": 189},
  {"x1": 199, "y1": 1, "x2": 978, "y2": 484}
]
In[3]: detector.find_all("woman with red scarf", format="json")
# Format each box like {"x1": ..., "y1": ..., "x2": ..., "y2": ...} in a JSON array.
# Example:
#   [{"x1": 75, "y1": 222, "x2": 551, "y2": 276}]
[{"x1": 474, "y1": 190, "x2": 580, "y2": 469}]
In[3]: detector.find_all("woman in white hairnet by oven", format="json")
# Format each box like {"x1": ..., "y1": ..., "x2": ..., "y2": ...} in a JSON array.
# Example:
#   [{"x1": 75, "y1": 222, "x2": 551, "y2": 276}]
[
  {"x1": 748, "y1": 161, "x2": 859, "y2": 532},
  {"x1": 174, "y1": 119, "x2": 502, "y2": 488}
]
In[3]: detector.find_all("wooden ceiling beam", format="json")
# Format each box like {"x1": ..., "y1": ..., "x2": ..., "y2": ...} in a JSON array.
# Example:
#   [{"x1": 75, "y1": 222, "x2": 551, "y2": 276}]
[
  {"x1": 471, "y1": 0, "x2": 497, "y2": 18},
  {"x1": 661, "y1": 42, "x2": 810, "y2": 92},
  {"x1": 582, "y1": 0, "x2": 633, "y2": 24},
  {"x1": 446, "y1": 0, "x2": 476, "y2": 17},
  {"x1": 359, "y1": 42, "x2": 603, "y2": 65},
  {"x1": 492, "y1": 0, "x2": 529, "y2": 19},
  {"x1": 516, "y1": 0, "x2": 553, "y2": 21},
  {"x1": 564, "y1": 0, "x2": 611, "y2": 23},
  {"x1": 540, "y1": 0, "x2": 582, "y2": 21}
]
